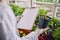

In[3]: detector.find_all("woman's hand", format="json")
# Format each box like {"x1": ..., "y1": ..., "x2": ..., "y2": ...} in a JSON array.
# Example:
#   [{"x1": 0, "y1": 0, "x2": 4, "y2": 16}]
[{"x1": 35, "y1": 27, "x2": 49, "y2": 36}]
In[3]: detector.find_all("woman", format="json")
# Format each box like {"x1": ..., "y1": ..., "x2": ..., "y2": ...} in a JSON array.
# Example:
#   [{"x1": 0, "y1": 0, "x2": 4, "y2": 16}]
[{"x1": 0, "y1": 0, "x2": 49, "y2": 40}]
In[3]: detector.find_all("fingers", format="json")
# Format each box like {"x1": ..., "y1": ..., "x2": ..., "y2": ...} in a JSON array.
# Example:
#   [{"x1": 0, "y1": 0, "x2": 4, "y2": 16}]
[
  {"x1": 35, "y1": 27, "x2": 49, "y2": 36},
  {"x1": 44, "y1": 27, "x2": 49, "y2": 31}
]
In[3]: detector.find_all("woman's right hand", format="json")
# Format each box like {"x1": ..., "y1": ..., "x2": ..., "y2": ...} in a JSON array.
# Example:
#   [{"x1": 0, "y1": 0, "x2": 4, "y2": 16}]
[{"x1": 35, "y1": 27, "x2": 49, "y2": 36}]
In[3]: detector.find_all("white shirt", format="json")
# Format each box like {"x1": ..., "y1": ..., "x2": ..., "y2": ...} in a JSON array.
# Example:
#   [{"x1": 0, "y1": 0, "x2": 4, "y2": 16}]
[{"x1": 0, "y1": 0, "x2": 38, "y2": 40}]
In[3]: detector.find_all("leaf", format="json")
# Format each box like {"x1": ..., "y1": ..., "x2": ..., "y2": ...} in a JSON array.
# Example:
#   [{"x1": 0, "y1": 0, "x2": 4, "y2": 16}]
[{"x1": 10, "y1": 4, "x2": 25, "y2": 16}]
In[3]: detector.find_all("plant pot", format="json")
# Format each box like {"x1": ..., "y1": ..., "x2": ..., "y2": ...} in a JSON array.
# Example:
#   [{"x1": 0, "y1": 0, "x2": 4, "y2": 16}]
[{"x1": 38, "y1": 15, "x2": 51, "y2": 29}]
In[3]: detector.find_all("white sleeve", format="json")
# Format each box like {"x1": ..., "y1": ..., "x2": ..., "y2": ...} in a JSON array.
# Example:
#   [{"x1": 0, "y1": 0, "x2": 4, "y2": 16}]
[
  {"x1": 20, "y1": 32, "x2": 38, "y2": 40},
  {"x1": 0, "y1": 7, "x2": 6, "y2": 40},
  {"x1": 19, "y1": 29, "x2": 45, "y2": 40},
  {"x1": 0, "y1": 1, "x2": 20, "y2": 40}
]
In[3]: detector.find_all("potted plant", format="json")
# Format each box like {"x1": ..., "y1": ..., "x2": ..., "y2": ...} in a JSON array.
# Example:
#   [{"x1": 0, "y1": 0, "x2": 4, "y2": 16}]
[
  {"x1": 38, "y1": 9, "x2": 51, "y2": 29},
  {"x1": 35, "y1": 9, "x2": 48, "y2": 25}
]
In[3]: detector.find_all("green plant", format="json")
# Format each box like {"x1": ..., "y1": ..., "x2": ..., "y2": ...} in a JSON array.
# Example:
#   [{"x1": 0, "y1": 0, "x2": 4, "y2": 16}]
[
  {"x1": 49, "y1": 17, "x2": 60, "y2": 27},
  {"x1": 53, "y1": 27, "x2": 60, "y2": 40},
  {"x1": 32, "y1": 26, "x2": 37, "y2": 31},
  {"x1": 50, "y1": 17, "x2": 60, "y2": 40},
  {"x1": 49, "y1": 17, "x2": 54, "y2": 27},
  {"x1": 35, "y1": 8, "x2": 48, "y2": 25},
  {"x1": 49, "y1": 21, "x2": 54, "y2": 27},
  {"x1": 33, "y1": 9, "x2": 48, "y2": 30},
  {"x1": 10, "y1": 4, "x2": 25, "y2": 16},
  {"x1": 54, "y1": 18, "x2": 60, "y2": 25},
  {"x1": 38, "y1": 9, "x2": 48, "y2": 15},
  {"x1": 36, "y1": 0, "x2": 53, "y2": 2}
]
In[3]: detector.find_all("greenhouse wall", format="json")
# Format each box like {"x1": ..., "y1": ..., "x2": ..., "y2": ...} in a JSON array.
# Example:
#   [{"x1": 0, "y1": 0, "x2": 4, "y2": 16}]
[{"x1": 9, "y1": 0, "x2": 60, "y2": 19}]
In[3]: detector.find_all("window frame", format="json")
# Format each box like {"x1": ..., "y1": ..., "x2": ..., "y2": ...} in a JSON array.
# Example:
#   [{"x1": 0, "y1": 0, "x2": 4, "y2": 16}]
[
  {"x1": 9, "y1": 0, "x2": 60, "y2": 18},
  {"x1": 35, "y1": 0, "x2": 60, "y2": 18}
]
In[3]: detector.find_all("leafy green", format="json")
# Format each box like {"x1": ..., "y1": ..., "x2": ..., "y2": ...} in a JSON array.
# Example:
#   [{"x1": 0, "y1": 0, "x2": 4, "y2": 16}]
[
  {"x1": 53, "y1": 27, "x2": 60, "y2": 40},
  {"x1": 51, "y1": 17, "x2": 60, "y2": 40},
  {"x1": 38, "y1": 8, "x2": 48, "y2": 15},
  {"x1": 10, "y1": 4, "x2": 25, "y2": 16},
  {"x1": 36, "y1": 0, "x2": 53, "y2": 3},
  {"x1": 49, "y1": 17, "x2": 60, "y2": 27},
  {"x1": 49, "y1": 17, "x2": 54, "y2": 27},
  {"x1": 49, "y1": 21, "x2": 54, "y2": 27},
  {"x1": 54, "y1": 18, "x2": 60, "y2": 25},
  {"x1": 32, "y1": 26, "x2": 37, "y2": 31}
]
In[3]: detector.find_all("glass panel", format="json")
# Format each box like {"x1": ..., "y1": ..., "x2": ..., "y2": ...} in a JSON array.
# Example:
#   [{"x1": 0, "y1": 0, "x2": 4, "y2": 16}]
[
  {"x1": 9, "y1": 0, "x2": 15, "y2": 3},
  {"x1": 56, "y1": 7, "x2": 60, "y2": 19},
  {"x1": 36, "y1": 0, "x2": 53, "y2": 3}
]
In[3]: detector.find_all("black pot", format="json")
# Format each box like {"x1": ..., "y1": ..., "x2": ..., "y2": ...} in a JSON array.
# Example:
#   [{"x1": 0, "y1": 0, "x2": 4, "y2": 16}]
[
  {"x1": 38, "y1": 15, "x2": 51, "y2": 29},
  {"x1": 38, "y1": 15, "x2": 44, "y2": 28}
]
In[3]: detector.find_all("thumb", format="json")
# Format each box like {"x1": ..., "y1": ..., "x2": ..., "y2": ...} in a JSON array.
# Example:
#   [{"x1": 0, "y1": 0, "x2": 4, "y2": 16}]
[{"x1": 44, "y1": 27, "x2": 49, "y2": 31}]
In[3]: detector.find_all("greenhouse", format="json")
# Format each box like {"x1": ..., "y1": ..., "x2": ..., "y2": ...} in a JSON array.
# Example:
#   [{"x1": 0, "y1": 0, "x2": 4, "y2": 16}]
[{"x1": 0, "y1": 0, "x2": 60, "y2": 40}]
